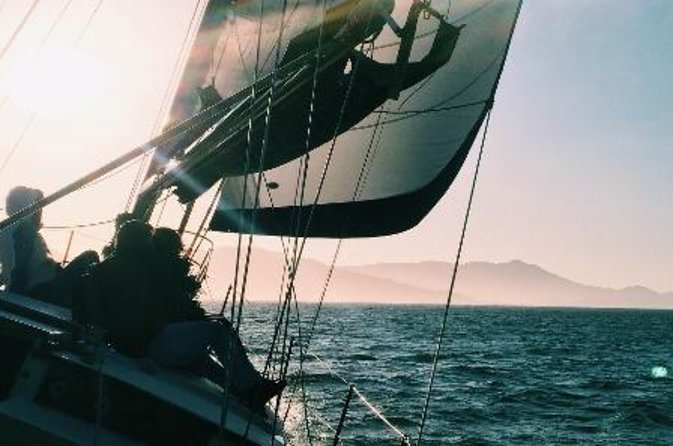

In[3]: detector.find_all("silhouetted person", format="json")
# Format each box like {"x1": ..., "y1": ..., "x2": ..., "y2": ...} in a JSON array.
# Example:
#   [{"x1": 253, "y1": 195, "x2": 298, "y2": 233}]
[
  {"x1": 170, "y1": 3, "x2": 462, "y2": 201},
  {"x1": 0, "y1": 186, "x2": 98, "y2": 306},
  {"x1": 85, "y1": 221, "x2": 283, "y2": 408}
]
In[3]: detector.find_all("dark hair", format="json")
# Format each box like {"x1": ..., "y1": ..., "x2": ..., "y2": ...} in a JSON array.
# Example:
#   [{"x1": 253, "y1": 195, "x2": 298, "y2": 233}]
[
  {"x1": 153, "y1": 227, "x2": 183, "y2": 257},
  {"x1": 116, "y1": 220, "x2": 153, "y2": 256}
]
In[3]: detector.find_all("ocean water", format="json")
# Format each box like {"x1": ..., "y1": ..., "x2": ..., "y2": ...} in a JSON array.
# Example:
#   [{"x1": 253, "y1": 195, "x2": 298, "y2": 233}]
[{"x1": 239, "y1": 304, "x2": 673, "y2": 445}]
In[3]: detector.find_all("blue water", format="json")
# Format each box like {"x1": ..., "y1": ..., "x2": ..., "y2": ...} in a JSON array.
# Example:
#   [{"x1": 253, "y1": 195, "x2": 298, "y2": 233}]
[{"x1": 239, "y1": 304, "x2": 673, "y2": 445}]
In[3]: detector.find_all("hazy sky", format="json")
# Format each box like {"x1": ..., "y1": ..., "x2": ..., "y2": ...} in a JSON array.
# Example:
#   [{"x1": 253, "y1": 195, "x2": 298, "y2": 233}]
[{"x1": 0, "y1": 1, "x2": 671, "y2": 292}]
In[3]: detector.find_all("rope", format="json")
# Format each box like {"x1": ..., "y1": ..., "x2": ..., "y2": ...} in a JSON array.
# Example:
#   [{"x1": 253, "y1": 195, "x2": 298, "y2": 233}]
[
  {"x1": 231, "y1": 0, "x2": 271, "y2": 334},
  {"x1": 37, "y1": 0, "x2": 74, "y2": 51},
  {"x1": 416, "y1": 108, "x2": 492, "y2": 444},
  {"x1": 281, "y1": 16, "x2": 383, "y2": 371},
  {"x1": 268, "y1": 11, "x2": 396, "y2": 442},
  {"x1": 303, "y1": 351, "x2": 410, "y2": 443},
  {"x1": 352, "y1": 387, "x2": 408, "y2": 441},
  {"x1": 234, "y1": 0, "x2": 295, "y2": 335},
  {"x1": 288, "y1": 0, "x2": 330, "y2": 264},
  {"x1": 304, "y1": 107, "x2": 385, "y2": 352},
  {"x1": 186, "y1": 179, "x2": 225, "y2": 256},
  {"x1": 42, "y1": 218, "x2": 114, "y2": 230},
  {"x1": 0, "y1": 0, "x2": 40, "y2": 63},
  {"x1": 224, "y1": 1, "x2": 296, "y2": 439},
  {"x1": 0, "y1": 111, "x2": 37, "y2": 178},
  {"x1": 75, "y1": 0, "x2": 104, "y2": 47},
  {"x1": 0, "y1": 0, "x2": 104, "y2": 179},
  {"x1": 125, "y1": 0, "x2": 206, "y2": 211}
]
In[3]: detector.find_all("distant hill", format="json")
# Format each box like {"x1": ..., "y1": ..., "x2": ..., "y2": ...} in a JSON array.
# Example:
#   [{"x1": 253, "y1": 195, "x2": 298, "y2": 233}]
[{"x1": 203, "y1": 247, "x2": 673, "y2": 309}]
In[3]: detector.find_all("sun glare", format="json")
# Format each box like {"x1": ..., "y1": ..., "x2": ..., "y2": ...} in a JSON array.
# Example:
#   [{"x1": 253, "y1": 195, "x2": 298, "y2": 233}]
[{"x1": 4, "y1": 44, "x2": 106, "y2": 117}]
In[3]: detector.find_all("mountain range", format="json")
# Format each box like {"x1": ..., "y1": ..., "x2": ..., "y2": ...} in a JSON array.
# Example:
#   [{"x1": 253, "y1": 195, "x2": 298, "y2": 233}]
[{"x1": 203, "y1": 247, "x2": 673, "y2": 309}]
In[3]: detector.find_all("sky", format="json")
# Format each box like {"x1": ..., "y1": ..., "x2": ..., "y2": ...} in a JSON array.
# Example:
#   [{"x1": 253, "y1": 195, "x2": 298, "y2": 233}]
[{"x1": 0, "y1": 0, "x2": 671, "y2": 293}]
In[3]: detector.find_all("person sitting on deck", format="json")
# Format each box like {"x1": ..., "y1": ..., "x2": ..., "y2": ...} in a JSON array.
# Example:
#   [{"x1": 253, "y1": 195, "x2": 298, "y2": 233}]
[
  {"x1": 82, "y1": 220, "x2": 284, "y2": 409},
  {"x1": 0, "y1": 186, "x2": 99, "y2": 306}
]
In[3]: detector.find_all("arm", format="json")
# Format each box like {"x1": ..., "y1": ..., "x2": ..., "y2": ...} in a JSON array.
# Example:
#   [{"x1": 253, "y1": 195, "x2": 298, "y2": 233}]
[
  {"x1": 399, "y1": 20, "x2": 462, "y2": 89},
  {"x1": 355, "y1": 19, "x2": 462, "y2": 95}
]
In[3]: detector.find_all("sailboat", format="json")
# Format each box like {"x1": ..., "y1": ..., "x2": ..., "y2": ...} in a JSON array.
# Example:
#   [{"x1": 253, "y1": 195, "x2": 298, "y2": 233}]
[{"x1": 0, "y1": 0, "x2": 521, "y2": 444}]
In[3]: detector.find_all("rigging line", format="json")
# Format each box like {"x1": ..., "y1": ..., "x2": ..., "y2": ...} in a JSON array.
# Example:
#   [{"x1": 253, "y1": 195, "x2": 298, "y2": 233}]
[
  {"x1": 257, "y1": 189, "x2": 311, "y2": 380},
  {"x1": 266, "y1": 297, "x2": 302, "y2": 443},
  {"x1": 258, "y1": 0, "x2": 302, "y2": 72},
  {"x1": 301, "y1": 351, "x2": 410, "y2": 441},
  {"x1": 1, "y1": 1, "x2": 102, "y2": 180},
  {"x1": 374, "y1": 100, "x2": 487, "y2": 115},
  {"x1": 233, "y1": 18, "x2": 252, "y2": 79},
  {"x1": 152, "y1": 189, "x2": 169, "y2": 226},
  {"x1": 349, "y1": 43, "x2": 504, "y2": 132},
  {"x1": 373, "y1": 0, "x2": 495, "y2": 53},
  {"x1": 36, "y1": 0, "x2": 74, "y2": 52},
  {"x1": 0, "y1": 87, "x2": 256, "y2": 233},
  {"x1": 232, "y1": 0, "x2": 269, "y2": 332},
  {"x1": 450, "y1": 0, "x2": 495, "y2": 24},
  {"x1": 416, "y1": 108, "x2": 493, "y2": 445},
  {"x1": 0, "y1": 111, "x2": 37, "y2": 178},
  {"x1": 43, "y1": 218, "x2": 114, "y2": 230},
  {"x1": 288, "y1": 0, "x2": 328, "y2": 294},
  {"x1": 126, "y1": 0, "x2": 206, "y2": 210},
  {"x1": 397, "y1": 69, "x2": 436, "y2": 110},
  {"x1": 351, "y1": 36, "x2": 509, "y2": 127},
  {"x1": 124, "y1": 154, "x2": 149, "y2": 211},
  {"x1": 82, "y1": 155, "x2": 144, "y2": 190},
  {"x1": 212, "y1": 31, "x2": 230, "y2": 80},
  {"x1": 151, "y1": 0, "x2": 207, "y2": 136},
  {"x1": 239, "y1": 20, "x2": 334, "y2": 428},
  {"x1": 0, "y1": 0, "x2": 75, "y2": 112},
  {"x1": 275, "y1": 19, "x2": 384, "y2": 390},
  {"x1": 259, "y1": 289, "x2": 303, "y2": 441},
  {"x1": 0, "y1": 0, "x2": 40, "y2": 64},
  {"x1": 233, "y1": 1, "x2": 294, "y2": 435},
  {"x1": 235, "y1": 0, "x2": 289, "y2": 333},
  {"x1": 303, "y1": 111, "x2": 385, "y2": 351},
  {"x1": 75, "y1": 0, "x2": 103, "y2": 47},
  {"x1": 290, "y1": 294, "x2": 313, "y2": 444},
  {"x1": 285, "y1": 40, "x2": 372, "y2": 296},
  {"x1": 263, "y1": 288, "x2": 293, "y2": 377},
  {"x1": 186, "y1": 178, "x2": 225, "y2": 256},
  {"x1": 288, "y1": 111, "x2": 386, "y2": 439},
  {"x1": 233, "y1": 0, "x2": 299, "y2": 340},
  {"x1": 352, "y1": 386, "x2": 408, "y2": 441},
  {"x1": 279, "y1": 81, "x2": 387, "y2": 444}
]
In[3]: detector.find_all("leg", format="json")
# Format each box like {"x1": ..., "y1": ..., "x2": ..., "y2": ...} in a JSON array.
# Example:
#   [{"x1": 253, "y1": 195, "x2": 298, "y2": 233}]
[
  {"x1": 148, "y1": 320, "x2": 216, "y2": 367},
  {"x1": 207, "y1": 320, "x2": 286, "y2": 407},
  {"x1": 206, "y1": 320, "x2": 262, "y2": 395}
]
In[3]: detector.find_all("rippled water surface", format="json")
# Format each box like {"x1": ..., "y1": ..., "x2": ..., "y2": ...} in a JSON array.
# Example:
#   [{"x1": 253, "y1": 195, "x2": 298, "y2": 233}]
[{"x1": 238, "y1": 304, "x2": 673, "y2": 445}]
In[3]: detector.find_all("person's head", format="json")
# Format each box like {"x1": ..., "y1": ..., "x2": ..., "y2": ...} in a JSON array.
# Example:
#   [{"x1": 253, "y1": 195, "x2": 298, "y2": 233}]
[
  {"x1": 6, "y1": 186, "x2": 44, "y2": 227},
  {"x1": 152, "y1": 227, "x2": 183, "y2": 258},
  {"x1": 115, "y1": 220, "x2": 153, "y2": 257}
]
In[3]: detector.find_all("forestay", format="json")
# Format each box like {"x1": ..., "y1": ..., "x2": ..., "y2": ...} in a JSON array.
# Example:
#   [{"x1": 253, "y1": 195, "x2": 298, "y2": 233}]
[{"x1": 158, "y1": 0, "x2": 521, "y2": 237}]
